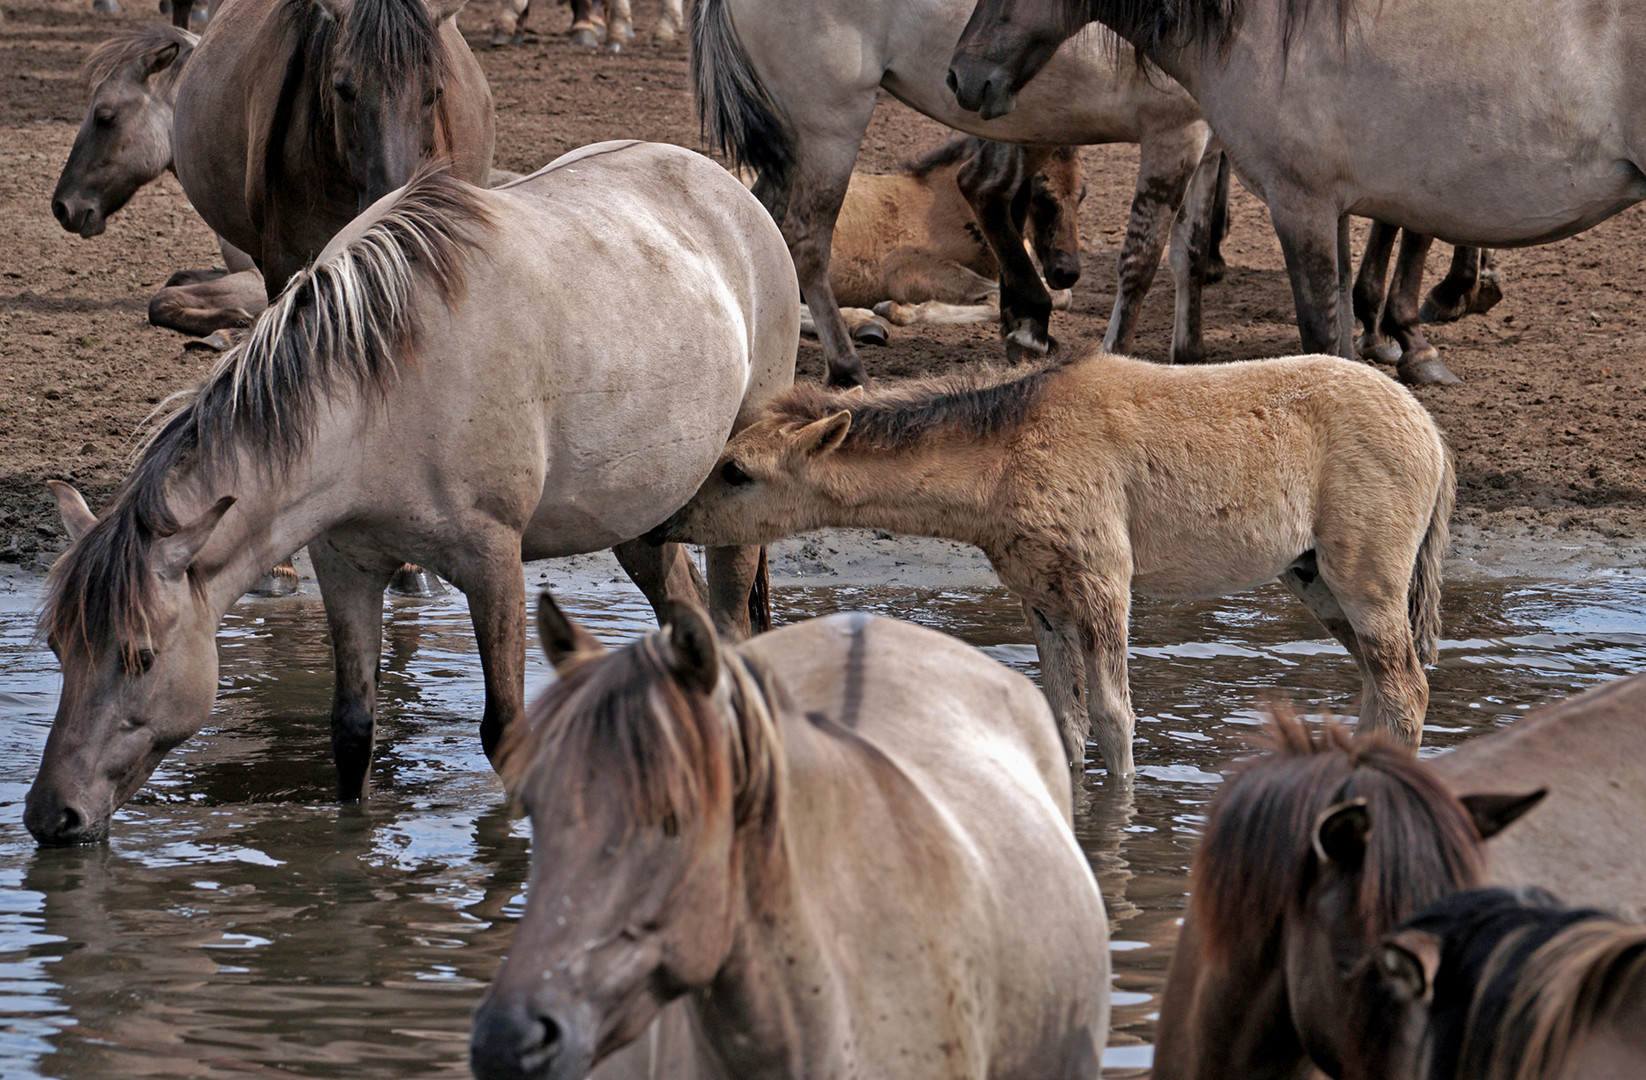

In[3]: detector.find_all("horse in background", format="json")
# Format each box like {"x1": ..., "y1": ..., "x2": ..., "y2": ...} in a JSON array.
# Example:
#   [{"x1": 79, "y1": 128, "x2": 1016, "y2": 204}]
[
  {"x1": 26, "y1": 142, "x2": 797, "y2": 847},
  {"x1": 491, "y1": 0, "x2": 681, "y2": 49},
  {"x1": 471, "y1": 595, "x2": 1110, "y2": 1080},
  {"x1": 652, "y1": 348, "x2": 1454, "y2": 776}
]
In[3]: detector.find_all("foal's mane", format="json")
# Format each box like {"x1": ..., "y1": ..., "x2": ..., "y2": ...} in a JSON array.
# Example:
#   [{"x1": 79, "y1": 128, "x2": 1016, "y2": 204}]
[
  {"x1": 1067, "y1": 0, "x2": 1361, "y2": 62},
  {"x1": 498, "y1": 637, "x2": 784, "y2": 869},
  {"x1": 81, "y1": 24, "x2": 198, "y2": 91},
  {"x1": 1399, "y1": 889, "x2": 1646, "y2": 1080},
  {"x1": 1192, "y1": 713, "x2": 1486, "y2": 960},
  {"x1": 42, "y1": 168, "x2": 490, "y2": 662},
  {"x1": 901, "y1": 135, "x2": 986, "y2": 180},
  {"x1": 769, "y1": 352, "x2": 1081, "y2": 452}
]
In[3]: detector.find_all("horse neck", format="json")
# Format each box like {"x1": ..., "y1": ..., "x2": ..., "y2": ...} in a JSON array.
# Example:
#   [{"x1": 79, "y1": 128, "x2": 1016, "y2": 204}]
[{"x1": 809, "y1": 438, "x2": 1008, "y2": 550}]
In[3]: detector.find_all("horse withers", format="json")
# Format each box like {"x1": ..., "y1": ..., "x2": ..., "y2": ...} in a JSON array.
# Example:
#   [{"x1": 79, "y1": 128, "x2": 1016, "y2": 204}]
[
  {"x1": 26, "y1": 141, "x2": 797, "y2": 846},
  {"x1": 652, "y1": 348, "x2": 1453, "y2": 777},
  {"x1": 470, "y1": 595, "x2": 1110, "y2": 1080}
]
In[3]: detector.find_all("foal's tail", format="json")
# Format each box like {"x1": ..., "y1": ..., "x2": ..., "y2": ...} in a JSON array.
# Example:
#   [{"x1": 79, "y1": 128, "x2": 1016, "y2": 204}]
[
  {"x1": 689, "y1": 0, "x2": 796, "y2": 195},
  {"x1": 1410, "y1": 443, "x2": 1455, "y2": 667}
]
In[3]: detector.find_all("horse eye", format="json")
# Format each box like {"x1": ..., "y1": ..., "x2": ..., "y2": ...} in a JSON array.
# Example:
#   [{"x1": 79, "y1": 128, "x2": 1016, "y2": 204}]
[
  {"x1": 93, "y1": 106, "x2": 116, "y2": 125},
  {"x1": 133, "y1": 648, "x2": 157, "y2": 674},
  {"x1": 333, "y1": 80, "x2": 357, "y2": 103},
  {"x1": 720, "y1": 461, "x2": 753, "y2": 487},
  {"x1": 423, "y1": 84, "x2": 443, "y2": 106},
  {"x1": 660, "y1": 810, "x2": 679, "y2": 837}
]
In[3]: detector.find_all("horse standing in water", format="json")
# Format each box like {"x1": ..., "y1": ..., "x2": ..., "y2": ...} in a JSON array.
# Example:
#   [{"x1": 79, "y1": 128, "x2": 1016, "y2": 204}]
[
  {"x1": 25, "y1": 142, "x2": 797, "y2": 846},
  {"x1": 470, "y1": 596, "x2": 1110, "y2": 1080},
  {"x1": 948, "y1": 0, "x2": 1646, "y2": 380}
]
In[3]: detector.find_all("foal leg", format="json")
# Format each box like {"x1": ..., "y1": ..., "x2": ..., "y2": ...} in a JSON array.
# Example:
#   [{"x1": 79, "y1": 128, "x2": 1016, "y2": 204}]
[
  {"x1": 1103, "y1": 120, "x2": 1209, "y2": 358},
  {"x1": 1025, "y1": 601, "x2": 1091, "y2": 769},
  {"x1": 310, "y1": 537, "x2": 396, "y2": 800},
  {"x1": 1313, "y1": 549, "x2": 1429, "y2": 748},
  {"x1": 1382, "y1": 231, "x2": 1460, "y2": 386},
  {"x1": 1352, "y1": 220, "x2": 1400, "y2": 364},
  {"x1": 957, "y1": 141, "x2": 1056, "y2": 359},
  {"x1": 1165, "y1": 148, "x2": 1224, "y2": 365},
  {"x1": 1074, "y1": 577, "x2": 1136, "y2": 780}
]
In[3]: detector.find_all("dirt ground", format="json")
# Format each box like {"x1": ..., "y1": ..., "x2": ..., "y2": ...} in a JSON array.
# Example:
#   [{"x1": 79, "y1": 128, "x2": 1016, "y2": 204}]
[{"x1": 3, "y1": 0, "x2": 1646, "y2": 567}]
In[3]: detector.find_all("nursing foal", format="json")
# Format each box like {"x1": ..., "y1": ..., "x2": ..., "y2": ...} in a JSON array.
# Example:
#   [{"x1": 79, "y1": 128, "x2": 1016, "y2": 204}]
[{"x1": 654, "y1": 349, "x2": 1454, "y2": 777}]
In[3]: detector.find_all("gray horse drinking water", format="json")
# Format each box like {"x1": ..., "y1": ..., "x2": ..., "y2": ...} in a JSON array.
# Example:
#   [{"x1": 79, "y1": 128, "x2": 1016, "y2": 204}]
[{"x1": 27, "y1": 142, "x2": 797, "y2": 846}]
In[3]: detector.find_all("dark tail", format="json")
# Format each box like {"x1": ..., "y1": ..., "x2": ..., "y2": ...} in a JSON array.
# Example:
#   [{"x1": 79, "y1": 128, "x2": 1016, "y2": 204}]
[
  {"x1": 1410, "y1": 443, "x2": 1455, "y2": 667},
  {"x1": 689, "y1": 0, "x2": 796, "y2": 192},
  {"x1": 747, "y1": 546, "x2": 771, "y2": 635}
]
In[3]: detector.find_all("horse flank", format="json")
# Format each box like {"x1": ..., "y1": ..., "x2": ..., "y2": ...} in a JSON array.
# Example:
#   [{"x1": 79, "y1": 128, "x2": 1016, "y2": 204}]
[
  {"x1": 1193, "y1": 713, "x2": 1485, "y2": 961},
  {"x1": 81, "y1": 24, "x2": 198, "y2": 91},
  {"x1": 42, "y1": 167, "x2": 491, "y2": 664},
  {"x1": 769, "y1": 351, "x2": 1081, "y2": 451}
]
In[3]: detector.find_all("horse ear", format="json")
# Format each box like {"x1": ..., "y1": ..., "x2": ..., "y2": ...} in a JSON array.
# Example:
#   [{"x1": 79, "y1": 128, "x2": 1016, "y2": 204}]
[
  {"x1": 47, "y1": 480, "x2": 97, "y2": 542},
  {"x1": 153, "y1": 496, "x2": 236, "y2": 580},
  {"x1": 797, "y1": 410, "x2": 851, "y2": 457},
  {"x1": 1313, "y1": 798, "x2": 1371, "y2": 872},
  {"x1": 536, "y1": 591, "x2": 605, "y2": 668},
  {"x1": 661, "y1": 600, "x2": 720, "y2": 695},
  {"x1": 1460, "y1": 788, "x2": 1548, "y2": 841},
  {"x1": 146, "y1": 41, "x2": 182, "y2": 76},
  {"x1": 425, "y1": 0, "x2": 469, "y2": 23},
  {"x1": 315, "y1": 0, "x2": 349, "y2": 22},
  {"x1": 1380, "y1": 930, "x2": 1440, "y2": 1003}
]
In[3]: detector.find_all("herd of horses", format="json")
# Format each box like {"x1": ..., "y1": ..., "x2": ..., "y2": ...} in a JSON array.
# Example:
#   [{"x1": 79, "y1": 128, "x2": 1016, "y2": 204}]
[{"x1": 24, "y1": 0, "x2": 1646, "y2": 1074}]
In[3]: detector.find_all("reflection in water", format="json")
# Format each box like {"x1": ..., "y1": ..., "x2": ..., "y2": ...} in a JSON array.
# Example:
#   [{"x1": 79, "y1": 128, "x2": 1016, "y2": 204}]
[{"x1": 3, "y1": 571, "x2": 1646, "y2": 1077}]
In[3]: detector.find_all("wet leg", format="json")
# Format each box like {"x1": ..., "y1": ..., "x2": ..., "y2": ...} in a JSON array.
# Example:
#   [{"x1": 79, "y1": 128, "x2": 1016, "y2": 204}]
[
  {"x1": 1026, "y1": 601, "x2": 1091, "y2": 768},
  {"x1": 445, "y1": 539, "x2": 529, "y2": 764},
  {"x1": 1103, "y1": 122, "x2": 1208, "y2": 357},
  {"x1": 310, "y1": 537, "x2": 396, "y2": 801},
  {"x1": 1382, "y1": 231, "x2": 1459, "y2": 385},
  {"x1": 1075, "y1": 579, "x2": 1136, "y2": 779},
  {"x1": 1315, "y1": 549, "x2": 1429, "y2": 747},
  {"x1": 1353, "y1": 220, "x2": 1400, "y2": 364},
  {"x1": 958, "y1": 142, "x2": 1054, "y2": 359}
]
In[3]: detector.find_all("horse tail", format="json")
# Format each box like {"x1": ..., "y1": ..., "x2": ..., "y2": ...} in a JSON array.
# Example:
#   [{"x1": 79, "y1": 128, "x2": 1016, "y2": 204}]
[
  {"x1": 747, "y1": 546, "x2": 771, "y2": 635},
  {"x1": 689, "y1": 0, "x2": 795, "y2": 194},
  {"x1": 1410, "y1": 440, "x2": 1455, "y2": 667}
]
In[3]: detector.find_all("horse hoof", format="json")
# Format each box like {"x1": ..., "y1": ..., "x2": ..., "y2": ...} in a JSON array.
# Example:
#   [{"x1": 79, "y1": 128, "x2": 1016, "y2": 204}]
[
  {"x1": 568, "y1": 26, "x2": 600, "y2": 47},
  {"x1": 602, "y1": 39, "x2": 623, "y2": 53},
  {"x1": 826, "y1": 364, "x2": 870, "y2": 390},
  {"x1": 1356, "y1": 332, "x2": 1401, "y2": 365},
  {"x1": 1004, "y1": 321, "x2": 1052, "y2": 359},
  {"x1": 851, "y1": 317, "x2": 891, "y2": 347},
  {"x1": 93, "y1": 0, "x2": 120, "y2": 13},
  {"x1": 246, "y1": 567, "x2": 300, "y2": 597},
  {"x1": 490, "y1": 29, "x2": 512, "y2": 46},
  {"x1": 1048, "y1": 288, "x2": 1074, "y2": 312},
  {"x1": 1419, "y1": 293, "x2": 1469, "y2": 325},
  {"x1": 1468, "y1": 273, "x2": 1504, "y2": 315},
  {"x1": 1203, "y1": 254, "x2": 1229, "y2": 286},
  {"x1": 1397, "y1": 348, "x2": 1461, "y2": 386},
  {"x1": 871, "y1": 300, "x2": 916, "y2": 327},
  {"x1": 651, "y1": 27, "x2": 675, "y2": 46},
  {"x1": 387, "y1": 565, "x2": 445, "y2": 597}
]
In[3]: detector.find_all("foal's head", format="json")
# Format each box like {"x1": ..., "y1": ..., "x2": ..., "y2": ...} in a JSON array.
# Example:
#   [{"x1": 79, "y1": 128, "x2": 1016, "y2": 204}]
[
  {"x1": 471, "y1": 595, "x2": 783, "y2": 1080},
  {"x1": 307, "y1": 0, "x2": 465, "y2": 210},
  {"x1": 1026, "y1": 146, "x2": 1085, "y2": 290}
]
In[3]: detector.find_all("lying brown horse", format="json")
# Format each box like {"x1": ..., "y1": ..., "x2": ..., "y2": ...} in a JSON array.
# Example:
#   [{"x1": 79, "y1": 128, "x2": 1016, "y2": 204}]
[
  {"x1": 471, "y1": 596, "x2": 1110, "y2": 1080},
  {"x1": 1154, "y1": 676, "x2": 1646, "y2": 1080},
  {"x1": 1354, "y1": 888, "x2": 1646, "y2": 1080},
  {"x1": 172, "y1": 0, "x2": 494, "y2": 297},
  {"x1": 653, "y1": 348, "x2": 1454, "y2": 777}
]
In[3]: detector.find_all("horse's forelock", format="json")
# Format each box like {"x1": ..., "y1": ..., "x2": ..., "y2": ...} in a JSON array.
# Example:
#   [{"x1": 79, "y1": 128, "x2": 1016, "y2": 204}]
[{"x1": 334, "y1": 0, "x2": 447, "y2": 85}]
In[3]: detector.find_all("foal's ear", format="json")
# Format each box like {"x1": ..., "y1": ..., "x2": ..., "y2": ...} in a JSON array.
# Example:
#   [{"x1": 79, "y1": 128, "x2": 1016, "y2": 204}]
[
  {"x1": 536, "y1": 591, "x2": 605, "y2": 668},
  {"x1": 47, "y1": 480, "x2": 98, "y2": 542},
  {"x1": 425, "y1": 0, "x2": 469, "y2": 23},
  {"x1": 146, "y1": 41, "x2": 182, "y2": 76},
  {"x1": 1313, "y1": 798, "x2": 1371, "y2": 872},
  {"x1": 154, "y1": 496, "x2": 236, "y2": 580},
  {"x1": 1380, "y1": 929, "x2": 1441, "y2": 1003},
  {"x1": 661, "y1": 600, "x2": 720, "y2": 695},
  {"x1": 797, "y1": 410, "x2": 851, "y2": 457},
  {"x1": 1460, "y1": 788, "x2": 1548, "y2": 841}
]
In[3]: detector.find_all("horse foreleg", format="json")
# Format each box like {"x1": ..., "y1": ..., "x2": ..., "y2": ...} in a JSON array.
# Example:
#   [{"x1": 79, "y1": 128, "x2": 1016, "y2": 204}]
[
  {"x1": 148, "y1": 269, "x2": 267, "y2": 337},
  {"x1": 310, "y1": 538, "x2": 396, "y2": 801},
  {"x1": 449, "y1": 543, "x2": 529, "y2": 764},
  {"x1": 650, "y1": 0, "x2": 681, "y2": 46},
  {"x1": 1025, "y1": 602, "x2": 1090, "y2": 770},
  {"x1": 567, "y1": 0, "x2": 602, "y2": 47},
  {"x1": 1164, "y1": 148, "x2": 1223, "y2": 365},
  {"x1": 958, "y1": 142, "x2": 1054, "y2": 360},
  {"x1": 706, "y1": 545, "x2": 767, "y2": 642},
  {"x1": 612, "y1": 538, "x2": 711, "y2": 622},
  {"x1": 1104, "y1": 122, "x2": 1207, "y2": 358},
  {"x1": 1352, "y1": 221, "x2": 1400, "y2": 364},
  {"x1": 491, "y1": 0, "x2": 530, "y2": 45},
  {"x1": 604, "y1": 0, "x2": 633, "y2": 48},
  {"x1": 1074, "y1": 579, "x2": 1135, "y2": 780},
  {"x1": 1270, "y1": 200, "x2": 1350, "y2": 357},
  {"x1": 1204, "y1": 151, "x2": 1232, "y2": 285},
  {"x1": 1382, "y1": 231, "x2": 1460, "y2": 386},
  {"x1": 782, "y1": 125, "x2": 874, "y2": 388}
]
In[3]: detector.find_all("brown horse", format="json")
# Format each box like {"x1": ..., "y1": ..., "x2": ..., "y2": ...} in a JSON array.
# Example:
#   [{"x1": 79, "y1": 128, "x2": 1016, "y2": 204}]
[
  {"x1": 470, "y1": 595, "x2": 1110, "y2": 1080},
  {"x1": 171, "y1": 0, "x2": 494, "y2": 297},
  {"x1": 1154, "y1": 673, "x2": 1646, "y2": 1080},
  {"x1": 652, "y1": 348, "x2": 1453, "y2": 777},
  {"x1": 1350, "y1": 888, "x2": 1646, "y2": 1080}
]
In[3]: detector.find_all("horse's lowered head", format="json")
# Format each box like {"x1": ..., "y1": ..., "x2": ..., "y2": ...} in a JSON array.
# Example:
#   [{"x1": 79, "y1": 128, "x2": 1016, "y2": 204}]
[
  {"x1": 1027, "y1": 145, "x2": 1084, "y2": 290},
  {"x1": 947, "y1": 0, "x2": 1081, "y2": 120},
  {"x1": 471, "y1": 594, "x2": 784, "y2": 1080},
  {"x1": 26, "y1": 481, "x2": 236, "y2": 845},
  {"x1": 53, "y1": 25, "x2": 196, "y2": 238},
  {"x1": 308, "y1": 0, "x2": 468, "y2": 211}
]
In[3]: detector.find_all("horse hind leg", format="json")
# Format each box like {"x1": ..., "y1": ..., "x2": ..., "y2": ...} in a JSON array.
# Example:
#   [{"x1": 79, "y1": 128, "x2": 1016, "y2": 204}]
[
  {"x1": 1421, "y1": 245, "x2": 1503, "y2": 323},
  {"x1": 1104, "y1": 122, "x2": 1206, "y2": 359},
  {"x1": 1025, "y1": 602, "x2": 1091, "y2": 770},
  {"x1": 707, "y1": 545, "x2": 768, "y2": 641},
  {"x1": 1382, "y1": 231, "x2": 1460, "y2": 385},
  {"x1": 1165, "y1": 147, "x2": 1223, "y2": 365},
  {"x1": 1352, "y1": 221, "x2": 1401, "y2": 364},
  {"x1": 1204, "y1": 151, "x2": 1232, "y2": 285}
]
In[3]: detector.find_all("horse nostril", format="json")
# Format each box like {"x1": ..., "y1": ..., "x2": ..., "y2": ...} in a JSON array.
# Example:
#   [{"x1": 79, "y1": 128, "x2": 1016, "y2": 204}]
[
  {"x1": 52, "y1": 199, "x2": 70, "y2": 226},
  {"x1": 531, "y1": 1014, "x2": 563, "y2": 1059},
  {"x1": 945, "y1": 68, "x2": 961, "y2": 95}
]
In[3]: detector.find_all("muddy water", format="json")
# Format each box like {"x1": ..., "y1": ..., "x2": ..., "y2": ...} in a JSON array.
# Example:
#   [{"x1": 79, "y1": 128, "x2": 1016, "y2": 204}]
[{"x1": 3, "y1": 569, "x2": 1646, "y2": 1078}]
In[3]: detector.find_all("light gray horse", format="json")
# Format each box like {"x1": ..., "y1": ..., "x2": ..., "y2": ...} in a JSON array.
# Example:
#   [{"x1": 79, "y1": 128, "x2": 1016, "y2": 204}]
[{"x1": 26, "y1": 142, "x2": 797, "y2": 846}]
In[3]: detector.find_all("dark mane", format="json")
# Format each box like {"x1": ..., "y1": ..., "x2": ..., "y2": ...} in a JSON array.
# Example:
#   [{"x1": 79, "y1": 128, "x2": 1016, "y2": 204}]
[
  {"x1": 1070, "y1": 0, "x2": 1361, "y2": 63},
  {"x1": 81, "y1": 24, "x2": 197, "y2": 91},
  {"x1": 902, "y1": 135, "x2": 986, "y2": 180},
  {"x1": 1192, "y1": 712, "x2": 1486, "y2": 960},
  {"x1": 1395, "y1": 889, "x2": 1646, "y2": 1080},
  {"x1": 769, "y1": 352, "x2": 1082, "y2": 452},
  {"x1": 266, "y1": 0, "x2": 449, "y2": 194},
  {"x1": 498, "y1": 638, "x2": 784, "y2": 869},
  {"x1": 42, "y1": 168, "x2": 491, "y2": 664}
]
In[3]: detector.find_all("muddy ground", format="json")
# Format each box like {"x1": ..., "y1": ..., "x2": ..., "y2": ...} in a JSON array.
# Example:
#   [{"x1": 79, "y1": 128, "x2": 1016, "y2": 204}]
[{"x1": 3, "y1": 0, "x2": 1646, "y2": 568}]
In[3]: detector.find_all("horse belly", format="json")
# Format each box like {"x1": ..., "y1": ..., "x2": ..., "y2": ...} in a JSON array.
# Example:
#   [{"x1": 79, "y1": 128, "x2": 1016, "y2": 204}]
[{"x1": 1128, "y1": 500, "x2": 1313, "y2": 599}]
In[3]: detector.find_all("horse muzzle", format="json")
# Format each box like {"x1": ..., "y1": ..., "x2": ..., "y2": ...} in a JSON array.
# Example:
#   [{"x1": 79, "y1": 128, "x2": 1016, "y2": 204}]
[
  {"x1": 470, "y1": 997, "x2": 593, "y2": 1080},
  {"x1": 23, "y1": 783, "x2": 110, "y2": 846},
  {"x1": 946, "y1": 59, "x2": 1018, "y2": 121},
  {"x1": 1043, "y1": 250, "x2": 1082, "y2": 291},
  {"x1": 51, "y1": 194, "x2": 105, "y2": 239},
  {"x1": 642, "y1": 511, "x2": 686, "y2": 546}
]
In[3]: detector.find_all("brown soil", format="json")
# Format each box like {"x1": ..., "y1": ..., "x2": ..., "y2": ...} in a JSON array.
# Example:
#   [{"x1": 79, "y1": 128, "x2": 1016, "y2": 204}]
[{"x1": 3, "y1": 0, "x2": 1645, "y2": 566}]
